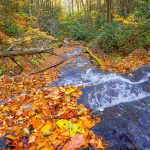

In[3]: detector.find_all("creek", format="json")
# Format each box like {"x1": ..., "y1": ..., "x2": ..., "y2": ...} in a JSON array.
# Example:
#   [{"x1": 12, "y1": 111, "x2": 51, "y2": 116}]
[{"x1": 53, "y1": 47, "x2": 150, "y2": 150}]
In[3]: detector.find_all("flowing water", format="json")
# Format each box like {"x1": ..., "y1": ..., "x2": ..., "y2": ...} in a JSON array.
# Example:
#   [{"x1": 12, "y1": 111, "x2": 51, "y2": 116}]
[{"x1": 53, "y1": 47, "x2": 150, "y2": 150}]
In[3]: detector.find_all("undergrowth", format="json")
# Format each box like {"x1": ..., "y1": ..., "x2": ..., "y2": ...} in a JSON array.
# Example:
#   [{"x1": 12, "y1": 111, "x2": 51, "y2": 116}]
[
  {"x1": 88, "y1": 22, "x2": 150, "y2": 54},
  {"x1": 1, "y1": 19, "x2": 22, "y2": 37}
]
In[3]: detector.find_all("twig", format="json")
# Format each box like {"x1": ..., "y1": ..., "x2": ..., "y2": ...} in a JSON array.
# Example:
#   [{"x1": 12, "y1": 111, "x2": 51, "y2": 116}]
[
  {"x1": 6, "y1": 42, "x2": 18, "y2": 51},
  {"x1": 10, "y1": 57, "x2": 24, "y2": 74},
  {"x1": 30, "y1": 57, "x2": 68, "y2": 75},
  {"x1": 23, "y1": 55, "x2": 39, "y2": 71}
]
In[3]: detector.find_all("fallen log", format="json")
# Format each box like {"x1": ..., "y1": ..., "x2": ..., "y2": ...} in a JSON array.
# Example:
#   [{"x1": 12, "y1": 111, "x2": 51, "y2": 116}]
[
  {"x1": 86, "y1": 48, "x2": 103, "y2": 66},
  {"x1": 0, "y1": 48, "x2": 58, "y2": 57},
  {"x1": 30, "y1": 57, "x2": 69, "y2": 75}
]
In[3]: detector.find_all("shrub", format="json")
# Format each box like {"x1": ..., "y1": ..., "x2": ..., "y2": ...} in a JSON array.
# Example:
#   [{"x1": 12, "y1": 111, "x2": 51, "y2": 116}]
[
  {"x1": 55, "y1": 19, "x2": 96, "y2": 41},
  {"x1": 2, "y1": 20, "x2": 22, "y2": 37},
  {"x1": 88, "y1": 23, "x2": 120, "y2": 52},
  {"x1": 88, "y1": 22, "x2": 150, "y2": 54},
  {"x1": 0, "y1": 67, "x2": 4, "y2": 75},
  {"x1": 7, "y1": 27, "x2": 55, "y2": 47}
]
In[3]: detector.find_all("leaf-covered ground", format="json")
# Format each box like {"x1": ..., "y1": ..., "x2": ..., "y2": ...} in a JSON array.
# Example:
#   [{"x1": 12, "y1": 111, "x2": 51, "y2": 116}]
[
  {"x1": 101, "y1": 49, "x2": 150, "y2": 73},
  {"x1": 0, "y1": 74, "x2": 106, "y2": 149},
  {"x1": 0, "y1": 46, "x2": 78, "y2": 77}
]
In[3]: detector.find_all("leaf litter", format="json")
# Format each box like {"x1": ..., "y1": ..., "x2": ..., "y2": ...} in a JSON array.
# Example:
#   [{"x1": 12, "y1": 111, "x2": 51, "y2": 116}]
[{"x1": 0, "y1": 74, "x2": 106, "y2": 149}]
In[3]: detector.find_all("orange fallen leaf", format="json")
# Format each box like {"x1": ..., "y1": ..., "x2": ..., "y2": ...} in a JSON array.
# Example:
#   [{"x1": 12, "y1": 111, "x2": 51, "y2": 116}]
[{"x1": 63, "y1": 133, "x2": 86, "y2": 150}]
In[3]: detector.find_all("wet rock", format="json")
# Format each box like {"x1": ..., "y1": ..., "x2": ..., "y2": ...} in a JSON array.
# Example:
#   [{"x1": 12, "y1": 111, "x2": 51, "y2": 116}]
[{"x1": 92, "y1": 97, "x2": 150, "y2": 150}]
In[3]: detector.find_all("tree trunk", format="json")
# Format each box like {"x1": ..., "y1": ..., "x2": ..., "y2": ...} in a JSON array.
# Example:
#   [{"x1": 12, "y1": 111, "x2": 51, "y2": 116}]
[
  {"x1": 75, "y1": 0, "x2": 80, "y2": 14},
  {"x1": 71, "y1": 0, "x2": 74, "y2": 15},
  {"x1": 107, "y1": 0, "x2": 112, "y2": 23},
  {"x1": 126, "y1": 0, "x2": 130, "y2": 15},
  {"x1": 36, "y1": 0, "x2": 40, "y2": 19},
  {"x1": 86, "y1": 48, "x2": 103, "y2": 66}
]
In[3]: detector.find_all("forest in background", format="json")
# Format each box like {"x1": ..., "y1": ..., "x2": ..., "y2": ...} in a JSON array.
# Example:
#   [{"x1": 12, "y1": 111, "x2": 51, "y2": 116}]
[{"x1": 0, "y1": 0, "x2": 150, "y2": 54}]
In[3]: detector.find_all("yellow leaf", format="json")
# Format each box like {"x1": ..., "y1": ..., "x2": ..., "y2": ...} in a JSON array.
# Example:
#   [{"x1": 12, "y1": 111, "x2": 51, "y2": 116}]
[
  {"x1": 79, "y1": 116, "x2": 95, "y2": 128},
  {"x1": 57, "y1": 120, "x2": 84, "y2": 137},
  {"x1": 38, "y1": 141, "x2": 47, "y2": 149},
  {"x1": 56, "y1": 119, "x2": 70, "y2": 130},
  {"x1": 97, "y1": 139, "x2": 104, "y2": 148},
  {"x1": 70, "y1": 123, "x2": 85, "y2": 137},
  {"x1": 65, "y1": 87, "x2": 76, "y2": 94},
  {"x1": 35, "y1": 113, "x2": 42, "y2": 119},
  {"x1": 78, "y1": 91, "x2": 83, "y2": 96},
  {"x1": 5, "y1": 135, "x2": 17, "y2": 140},
  {"x1": 41, "y1": 123, "x2": 52, "y2": 133},
  {"x1": 23, "y1": 128, "x2": 30, "y2": 134}
]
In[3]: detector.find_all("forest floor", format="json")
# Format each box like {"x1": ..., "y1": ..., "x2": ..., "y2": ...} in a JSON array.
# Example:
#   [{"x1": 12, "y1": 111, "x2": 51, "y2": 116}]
[{"x1": 101, "y1": 48, "x2": 150, "y2": 73}]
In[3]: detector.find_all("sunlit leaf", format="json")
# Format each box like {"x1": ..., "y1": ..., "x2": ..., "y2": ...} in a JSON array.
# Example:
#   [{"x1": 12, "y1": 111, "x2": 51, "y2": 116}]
[
  {"x1": 5, "y1": 135, "x2": 17, "y2": 140},
  {"x1": 23, "y1": 128, "x2": 30, "y2": 134},
  {"x1": 28, "y1": 135, "x2": 36, "y2": 144},
  {"x1": 41, "y1": 123, "x2": 52, "y2": 133}
]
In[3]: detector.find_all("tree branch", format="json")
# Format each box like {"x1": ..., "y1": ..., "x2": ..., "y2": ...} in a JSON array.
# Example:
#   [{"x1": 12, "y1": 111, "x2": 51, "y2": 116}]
[{"x1": 30, "y1": 57, "x2": 68, "y2": 75}]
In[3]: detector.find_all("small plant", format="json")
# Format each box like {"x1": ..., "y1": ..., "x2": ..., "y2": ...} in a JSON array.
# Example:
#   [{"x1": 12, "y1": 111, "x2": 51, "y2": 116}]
[
  {"x1": 0, "y1": 67, "x2": 4, "y2": 75},
  {"x1": 114, "y1": 56, "x2": 123, "y2": 63},
  {"x1": 51, "y1": 42, "x2": 62, "y2": 48},
  {"x1": 31, "y1": 59, "x2": 39, "y2": 67}
]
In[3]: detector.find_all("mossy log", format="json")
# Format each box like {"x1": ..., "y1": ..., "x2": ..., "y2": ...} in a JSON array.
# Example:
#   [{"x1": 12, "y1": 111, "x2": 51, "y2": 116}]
[{"x1": 86, "y1": 48, "x2": 103, "y2": 66}]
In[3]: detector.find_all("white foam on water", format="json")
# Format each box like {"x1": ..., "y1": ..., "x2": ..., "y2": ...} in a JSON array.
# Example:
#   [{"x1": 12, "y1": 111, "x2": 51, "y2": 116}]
[
  {"x1": 58, "y1": 68, "x2": 150, "y2": 111},
  {"x1": 87, "y1": 81, "x2": 150, "y2": 111},
  {"x1": 60, "y1": 68, "x2": 150, "y2": 86}
]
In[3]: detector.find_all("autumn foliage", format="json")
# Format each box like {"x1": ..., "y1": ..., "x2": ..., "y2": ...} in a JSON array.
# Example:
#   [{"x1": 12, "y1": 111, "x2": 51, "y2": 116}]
[
  {"x1": 102, "y1": 49, "x2": 150, "y2": 73},
  {"x1": 0, "y1": 75, "x2": 106, "y2": 149}
]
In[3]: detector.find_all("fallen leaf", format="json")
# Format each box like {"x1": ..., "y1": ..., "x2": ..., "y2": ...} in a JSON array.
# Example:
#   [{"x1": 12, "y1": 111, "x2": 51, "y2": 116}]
[
  {"x1": 63, "y1": 133, "x2": 86, "y2": 150},
  {"x1": 23, "y1": 128, "x2": 30, "y2": 135},
  {"x1": 5, "y1": 135, "x2": 17, "y2": 140},
  {"x1": 28, "y1": 135, "x2": 36, "y2": 144},
  {"x1": 41, "y1": 123, "x2": 52, "y2": 133}
]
